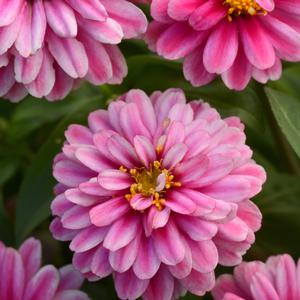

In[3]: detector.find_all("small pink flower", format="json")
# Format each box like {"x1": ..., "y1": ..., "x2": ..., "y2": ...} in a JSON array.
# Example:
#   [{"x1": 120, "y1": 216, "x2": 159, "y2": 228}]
[
  {"x1": 51, "y1": 88, "x2": 266, "y2": 300},
  {"x1": 213, "y1": 253, "x2": 300, "y2": 300},
  {"x1": 0, "y1": 237, "x2": 89, "y2": 300},
  {"x1": 0, "y1": 0, "x2": 147, "y2": 102},
  {"x1": 146, "y1": 0, "x2": 300, "y2": 90}
]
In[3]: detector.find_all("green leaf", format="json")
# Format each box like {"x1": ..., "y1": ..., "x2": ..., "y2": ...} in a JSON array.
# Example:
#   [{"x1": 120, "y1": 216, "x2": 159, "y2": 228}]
[
  {"x1": 182, "y1": 293, "x2": 212, "y2": 300},
  {"x1": 265, "y1": 87, "x2": 300, "y2": 158},
  {"x1": 0, "y1": 158, "x2": 18, "y2": 185},
  {"x1": 15, "y1": 96, "x2": 104, "y2": 244},
  {"x1": 0, "y1": 211, "x2": 14, "y2": 245},
  {"x1": 0, "y1": 192, "x2": 14, "y2": 245},
  {"x1": 251, "y1": 173, "x2": 300, "y2": 258},
  {"x1": 268, "y1": 64, "x2": 300, "y2": 99},
  {"x1": 5, "y1": 85, "x2": 99, "y2": 143}
]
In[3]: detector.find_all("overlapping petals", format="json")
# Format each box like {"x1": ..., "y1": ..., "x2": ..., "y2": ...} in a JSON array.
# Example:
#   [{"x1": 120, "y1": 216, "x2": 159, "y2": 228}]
[
  {"x1": 0, "y1": 237, "x2": 89, "y2": 300},
  {"x1": 145, "y1": 0, "x2": 300, "y2": 90},
  {"x1": 0, "y1": 0, "x2": 147, "y2": 102},
  {"x1": 51, "y1": 88, "x2": 266, "y2": 300},
  {"x1": 213, "y1": 254, "x2": 300, "y2": 300}
]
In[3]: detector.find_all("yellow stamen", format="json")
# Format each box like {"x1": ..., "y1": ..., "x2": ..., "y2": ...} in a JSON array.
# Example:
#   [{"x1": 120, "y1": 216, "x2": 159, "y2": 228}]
[
  {"x1": 223, "y1": 0, "x2": 267, "y2": 21},
  {"x1": 125, "y1": 160, "x2": 181, "y2": 211},
  {"x1": 119, "y1": 166, "x2": 127, "y2": 173}
]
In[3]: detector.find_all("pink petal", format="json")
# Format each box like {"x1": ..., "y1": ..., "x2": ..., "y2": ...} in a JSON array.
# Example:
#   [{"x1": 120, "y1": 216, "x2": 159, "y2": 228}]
[
  {"x1": 90, "y1": 246, "x2": 112, "y2": 278},
  {"x1": 134, "y1": 135, "x2": 156, "y2": 168},
  {"x1": 103, "y1": 214, "x2": 139, "y2": 251},
  {"x1": 189, "y1": 239, "x2": 218, "y2": 273},
  {"x1": 275, "y1": 254, "x2": 297, "y2": 300},
  {"x1": 14, "y1": 48, "x2": 43, "y2": 84},
  {"x1": 47, "y1": 31, "x2": 88, "y2": 78},
  {"x1": 54, "y1": 159, "x2": 95, "y2": 187},
  {"x1": 201, "y1": 175, "x2": 251, "y2": 203},
  {"x1": 203, "y1": 19, "x2": 238, "y2": 73},
  {"x1": 89, "y1": 196, "x2": 130, "y2": 227},
  {"x1": 130, "y1": 195, "x2": 153, "y2": 211},
  {"x1": 239, "y1": 17, "x2": 275, "y2": 69},
  {"x1": 181, "y1": 270, "x2": 215, "y2": 296},
  {"x1": 70, "y1": 226, "x2": 108, "y2": 253},
  {"x1": 61, "y1": 206, "x2": 91, "y2": 230},
  {"x1": 24, "y1": 265, "x2": 59, "y2": 300},
  {"x1": 0, "y1": 0, "x2": 22, "y2": 27},
  {"x1": 100, "y1": 0, "x2": 148, "y2": 38},
  {"x1": 163, "y1": 143, "x2": 187, "y2": 169},
  {"x1": 98, "y1": 169, "x2": 131, "y2": 190},
  {"x1": 144, "y1": 267, "x2": 174, "y2": 300},
  {"x1": 58, "y1": 265, "x2": 84, "y2": 290},
  {"x1": 175, "y1": 215, "x2": 218, "y2": 241},
  {"x1": 125, "y1": 89, "x2": 157, "y2": 135},
  {"x1": 107, "y1": 134, "x2": 139, "y2": 168},
  {"x1": 0, "y1": 248, "x2": 25, "y2": 300},
  {"x1": 251, "y1": 273, "x2": 280, "y2": 300},
  {"x1": 75, "y1": 147, "x2": 113, "y2": 172},
  {"x1": 64, "y1": 188, "x2": 100, "y2": 207},
  {"x1": 153, "y1": 219, "x2": 185, "y2": 265},
  {"x1": 19, "y1": 238, "x2": 42, "y2": 281},
  {"x1": 26, "y1": 48, "x2": 55, "y2": 97},
  {"x1": 168, "y1": 240, "x2": 192, "y2": 279},
  {"x1": 133, "y1": 236, "x2": 161, "y2": 279},
  {"x1": 119, "y1": 103, "x2": 151, "y2": 142},
  {"x1": 115, "y1": 269, "x2": 149, "y2": 300},
  {"x1": 165, "y1": 190, "x2": 197, "y2": 214},
  {"x1": 65, "y1": 0, "x2": 107, "y2": 21},
  {"x1": 44, "y1": 0, "x2": 77, "y2": 38},
  {"x1": 109, "y1": 231, "x2": 140, "y2": 272}
]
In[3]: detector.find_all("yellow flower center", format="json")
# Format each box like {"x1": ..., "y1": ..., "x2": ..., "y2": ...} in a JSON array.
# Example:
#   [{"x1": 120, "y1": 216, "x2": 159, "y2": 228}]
[
  {"x1": 120, "y1": 161, "x2": 181, "y2": 210},
  {"x1": 223, "y1": 0, "x2": 267, "y2": 21}
]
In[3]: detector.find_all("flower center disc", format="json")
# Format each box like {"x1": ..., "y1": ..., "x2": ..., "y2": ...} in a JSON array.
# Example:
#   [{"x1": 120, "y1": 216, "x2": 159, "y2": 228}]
[
  {"x1": 122, "y1": 161, "x2": 181, "y2": 210},
  {"x1": 223, "y1": 0, "x2": 267, "y2": 21}
]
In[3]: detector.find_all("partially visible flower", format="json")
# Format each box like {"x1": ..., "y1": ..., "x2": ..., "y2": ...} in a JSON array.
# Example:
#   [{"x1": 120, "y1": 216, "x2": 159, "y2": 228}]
[
  {"x1": 146, "y1": 0, "x2": 300, "y2": 90},
  {"x1": 213, "y1": 254, "x2": 300, "y2": 300},
  {"x1": 51, "y1": 88, "x2": 266, "y2": 300},
  {"x1": 0, "y1": 0, "x2": 147, "y2": 102},
  {"x1": 0, "y1": 237, "x2": 89, "y2": 300}
]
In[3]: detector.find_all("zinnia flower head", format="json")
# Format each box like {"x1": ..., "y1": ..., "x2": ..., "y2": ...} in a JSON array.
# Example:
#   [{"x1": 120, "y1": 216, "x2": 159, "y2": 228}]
[
  {"x1": 213, "y1": 254, "x2": 300, "y2": 300},
  {"x1": 0, "y1": 0, "x2": 147, "y2": 102},
  {"x1": 0, "y1": 237, "x2": 89, "y2": 300},
  {"x1": 50, "y1": 88, "x2": 266, "y2": 300},
  {"x1": 146, "y1": 0, "x2": 300, "y2": 90}
]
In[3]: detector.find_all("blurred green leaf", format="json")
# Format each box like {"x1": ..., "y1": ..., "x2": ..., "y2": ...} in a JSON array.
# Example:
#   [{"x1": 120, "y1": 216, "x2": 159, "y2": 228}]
[
  {"x1": 0, "y1": 158, "x2": 18, "y2": 185},
  {"x1": 269, "y1": 64, "x2": 300, "y2": 99},
  {"x1": 265, "y1": 87, "x2": 300, "y2": 159},
  {"x1": 253, "y1": 173, "x2": 300, "y2": 258},
  {"x1": 0, "y1": 193, "x2": 14, "y2": 245},
  {"x1": 0, "y1": 211, "x2": 14, "y2": 246},
  {"x1": 6, "y1": 96, "x2": 88, "y2": 142},
  {"x1": 15, "y1": 95, "x2": 104, "y2": 244},
  {"x1": 182, "y1": 293, "x2": 212, "y2": 300}
]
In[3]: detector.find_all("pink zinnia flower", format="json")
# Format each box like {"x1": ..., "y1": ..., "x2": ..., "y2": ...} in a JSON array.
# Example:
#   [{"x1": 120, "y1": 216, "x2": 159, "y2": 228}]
[
  {"x1": 0, "y1": 0, "x2": 147, "y2": 102},
  {"x1": 146, "y1": 0, "x2": 300, "y2": 90},
  {"x1": 50, "y1": 88, "x2": 266, "y2": 300},
  {"x1": 213, "y1": 254, "x2": 300, "y2": 300},
  {"x1": 0, "y1": 237, "x2": 89, "y2": 300}
]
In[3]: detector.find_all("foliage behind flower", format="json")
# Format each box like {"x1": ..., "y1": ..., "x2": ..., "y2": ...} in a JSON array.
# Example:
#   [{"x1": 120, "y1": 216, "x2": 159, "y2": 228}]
[
  {"x1": 145, "y1": 0, "x2": 300, "y2": 90},
  {"x1": 50, "y1": 88, "x2": 266, "y2": 300},
  {"x1": 0, "y1": 0, "x2": 147, "y2": 102},
  {"x1": 0, "y1": 238, "x2": 89, "y2": 300}
]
